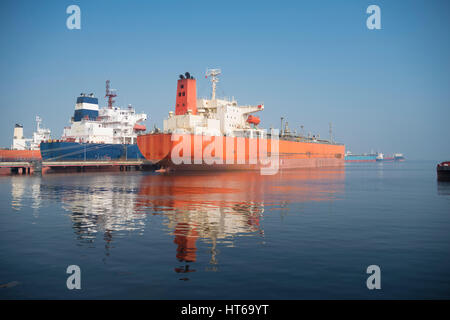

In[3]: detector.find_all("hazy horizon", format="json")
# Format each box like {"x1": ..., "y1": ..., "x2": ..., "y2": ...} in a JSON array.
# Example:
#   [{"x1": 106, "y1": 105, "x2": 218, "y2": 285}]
[{"x1": 1, "y1": 0, "x2": 449, "y2": 160}]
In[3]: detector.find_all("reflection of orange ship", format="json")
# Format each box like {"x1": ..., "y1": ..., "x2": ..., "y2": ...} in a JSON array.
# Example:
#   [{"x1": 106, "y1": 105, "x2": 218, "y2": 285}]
[
  {"x1": 173, "y1": 222, "x2": 199, "y2": 274},
  {"x1": 136, "y1": 169, "x2": 345, "y2": 209},
  {"x1": 137, "y1": 70, "x2": 345, "y2": 172},
  {"x1": 136, "y1": 168, "x2": 345, "y2": 274},
  {"x1": 136, "y1": 172, "x2": 265, "y2": 272},
  {"x1": 174, "y1": 223, "x2": 198, "y2": 263}
]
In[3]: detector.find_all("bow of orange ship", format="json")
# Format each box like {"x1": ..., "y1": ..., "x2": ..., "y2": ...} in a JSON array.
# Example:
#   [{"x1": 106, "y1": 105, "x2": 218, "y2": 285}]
[{"x1": 137, "y1": 70, "x2": 345, "y2": 171}]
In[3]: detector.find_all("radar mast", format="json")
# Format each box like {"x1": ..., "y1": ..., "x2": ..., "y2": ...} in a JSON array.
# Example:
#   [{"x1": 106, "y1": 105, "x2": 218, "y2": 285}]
[{"x1": 205, "y1": 68, "x2": 221, "y2": 100}]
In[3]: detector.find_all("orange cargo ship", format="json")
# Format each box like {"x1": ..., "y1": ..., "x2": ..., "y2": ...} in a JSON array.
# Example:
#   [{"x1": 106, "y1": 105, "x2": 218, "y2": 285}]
[
  {"x1": 137, "y1": 70, "x2": 344, "y2": 172},
  {"x1": 0, "y1": 149, "x2": 41, "y2": 175},
  {"x1": 0, "y1": 118, "x2": 50, "y2": 161},
  {"x1": 0, "y1": 149, "x2": 41, "y2": 161}
]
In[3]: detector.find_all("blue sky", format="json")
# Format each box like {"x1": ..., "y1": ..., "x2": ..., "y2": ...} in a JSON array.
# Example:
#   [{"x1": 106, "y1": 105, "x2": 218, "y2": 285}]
[{"x1": 1, "y1": 0, "x2": 449, "y2": 160}]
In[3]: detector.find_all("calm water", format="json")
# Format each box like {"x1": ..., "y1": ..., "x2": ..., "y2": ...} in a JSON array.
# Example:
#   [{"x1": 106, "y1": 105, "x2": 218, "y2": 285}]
[{"x1": 0, "y1": 161, "x2": 449, "y2": 299}]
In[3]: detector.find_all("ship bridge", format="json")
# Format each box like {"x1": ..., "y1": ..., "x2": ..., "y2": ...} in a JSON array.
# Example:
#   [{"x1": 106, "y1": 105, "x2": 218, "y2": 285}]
[{"x1": 163, "y1": 70, "x2": 264, "y2": 137}]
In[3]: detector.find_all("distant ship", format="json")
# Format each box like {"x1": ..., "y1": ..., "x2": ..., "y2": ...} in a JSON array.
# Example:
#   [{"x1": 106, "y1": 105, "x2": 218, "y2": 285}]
[
  {"x1": 137, "y1": 69, "x2": 345, "y2": 172},
  {"x1": 376, "y1": 153, "x2": 393, "y2": 162},
  {"x1": 40, "y1": 81, "x2": 147, "y2": 161},
  {"x1": 345, "y1": 151, "x2": 405, "y2": 162},
  {"x1": 344, "y1": 151, "x2": 377, "y2": 162},
  {"x1": 376, "y1": 153, "x2": 405, "y2": 162},
  {"x1": 0, "y1": 116, "x2": 51, "y2": 161},
  {"x1": 437, "y1": 161, "x2": 450, "y2": 181},
  {"x1": 394, "y1": 153, "x2": 405, "y2": 161}
]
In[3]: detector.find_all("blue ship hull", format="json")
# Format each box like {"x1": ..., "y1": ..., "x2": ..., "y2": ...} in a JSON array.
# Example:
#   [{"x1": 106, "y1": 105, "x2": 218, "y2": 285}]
[
  {"x1": 40, "y1": 141, "x2": 144, "y2": 161},
  {"x1": 345, "y1": 154, "x2": 377, "y2": 162}
]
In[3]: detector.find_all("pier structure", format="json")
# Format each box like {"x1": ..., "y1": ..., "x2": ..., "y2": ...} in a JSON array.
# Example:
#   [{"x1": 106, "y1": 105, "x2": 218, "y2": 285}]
[{"x1": 0, "y1": 159, "x2": 155, "y2": 174}]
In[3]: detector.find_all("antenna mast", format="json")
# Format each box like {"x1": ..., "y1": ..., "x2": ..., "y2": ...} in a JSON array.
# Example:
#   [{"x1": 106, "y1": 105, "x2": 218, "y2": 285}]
[
  {"x1": 329, "y1": 122, "x2": 333, "y2": 143},
  {"x1": 205, "y1": 68, "x2": 221, "y2": 100},
  {"x1": 36, "y1": 116, "x2": 42, "y2": 131},
  {"x1": 105, "y1": 80, "x2": 117, "y2": 109}
]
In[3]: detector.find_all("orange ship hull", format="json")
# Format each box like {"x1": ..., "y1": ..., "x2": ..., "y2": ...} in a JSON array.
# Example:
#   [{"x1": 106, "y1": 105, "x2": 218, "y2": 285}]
[
  {"x1": 0, "y1": 149, "x2": 42, "y2": 175},
  {"x1": 137, "y1": 133, "x2": 344, "y2": 171},
  {"x1": 0, "y1": 149, "x2": 41, "y2": 161}
]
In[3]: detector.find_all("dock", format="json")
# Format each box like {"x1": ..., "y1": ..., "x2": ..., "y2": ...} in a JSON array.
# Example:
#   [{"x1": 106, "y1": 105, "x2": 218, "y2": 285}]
[
  {"x1": 0, "y1": 159, "x2": 156, "y2": 174},
  {"x1": 0, "y1": 161, "x2": 35, "y2": 174}
]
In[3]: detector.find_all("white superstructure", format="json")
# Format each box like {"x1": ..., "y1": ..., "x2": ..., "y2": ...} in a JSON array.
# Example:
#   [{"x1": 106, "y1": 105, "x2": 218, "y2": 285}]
[
  {"x1": 163, "y1": 69, "x2": 265, "y2": 138},
  {"x1": 12, "y1": 116, "x2": 51, "y2": 150},
  {"x1": 62, "y1": 89, "x2": 147, "y2": 144}
]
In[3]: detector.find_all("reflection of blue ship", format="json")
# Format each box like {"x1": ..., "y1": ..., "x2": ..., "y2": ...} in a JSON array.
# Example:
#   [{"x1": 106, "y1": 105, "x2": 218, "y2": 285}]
[{"x1": 40, "y1": 142, "x2": 143, "y2": 161}]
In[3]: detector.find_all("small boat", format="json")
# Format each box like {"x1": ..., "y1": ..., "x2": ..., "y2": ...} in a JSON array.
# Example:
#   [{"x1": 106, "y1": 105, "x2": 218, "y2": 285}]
[
  {"x1": 394, "y1": 153, "x2": 405, "y2": 161},
  {"x1": 437, "y1": 162, "x2": 450, "y2": 181}
]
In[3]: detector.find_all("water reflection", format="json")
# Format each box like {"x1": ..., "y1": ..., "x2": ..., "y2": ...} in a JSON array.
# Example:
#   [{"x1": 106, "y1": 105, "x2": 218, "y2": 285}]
[
  {"x1": 136, "y1": 173, "x2": 268, "y2": 274},
  {"x1": 135, "y1": 169, "x2": 345, "y2": 275},
  {"x1": 437, "y1": 181, "x2": 450, "y2": 196},
  {"x1": 10, "y1": 177, "x2": 26, "y2": 211},
  {"x1": 38, "y1": 175, "x2": 146, "y2": 244},
  {"x1": 11, "y1": 176, "x2": 43, "y2": 213},
  {"x1": 9, "y1": 168, "x2": 345, "y2": 275}
]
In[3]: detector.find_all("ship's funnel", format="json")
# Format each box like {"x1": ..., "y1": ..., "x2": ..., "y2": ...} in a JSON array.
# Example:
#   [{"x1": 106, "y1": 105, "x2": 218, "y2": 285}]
[
  {"x1": 74, "y1": 95, "x2": 99, "y2": 121},
  {"x1": 175, "y1": 72, "x2": 197, "y2": 115}
]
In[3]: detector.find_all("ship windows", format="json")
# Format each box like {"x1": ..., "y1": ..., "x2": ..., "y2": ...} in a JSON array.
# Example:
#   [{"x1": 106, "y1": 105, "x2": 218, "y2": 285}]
[
  {"x1": 182, "y1": 92, "x2": 185, "y2": 96},
  {"x1": 181, "y1": 85, "x2": 184, "y2": 89},
  {"x1": 178, "y1": 93, "x2": 181, "y2": 97}
]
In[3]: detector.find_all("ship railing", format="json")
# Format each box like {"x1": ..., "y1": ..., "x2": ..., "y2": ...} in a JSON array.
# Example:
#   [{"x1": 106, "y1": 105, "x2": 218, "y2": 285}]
[
  {"x1": 0, "y1": 157, "x2": 41, "y2": 162},
  {"x1": 41, "y1": 143, "x2": 115, "y2": 161},
  {"x1": 273, "y1": 134, "x2": 342, "y2": 145}
]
